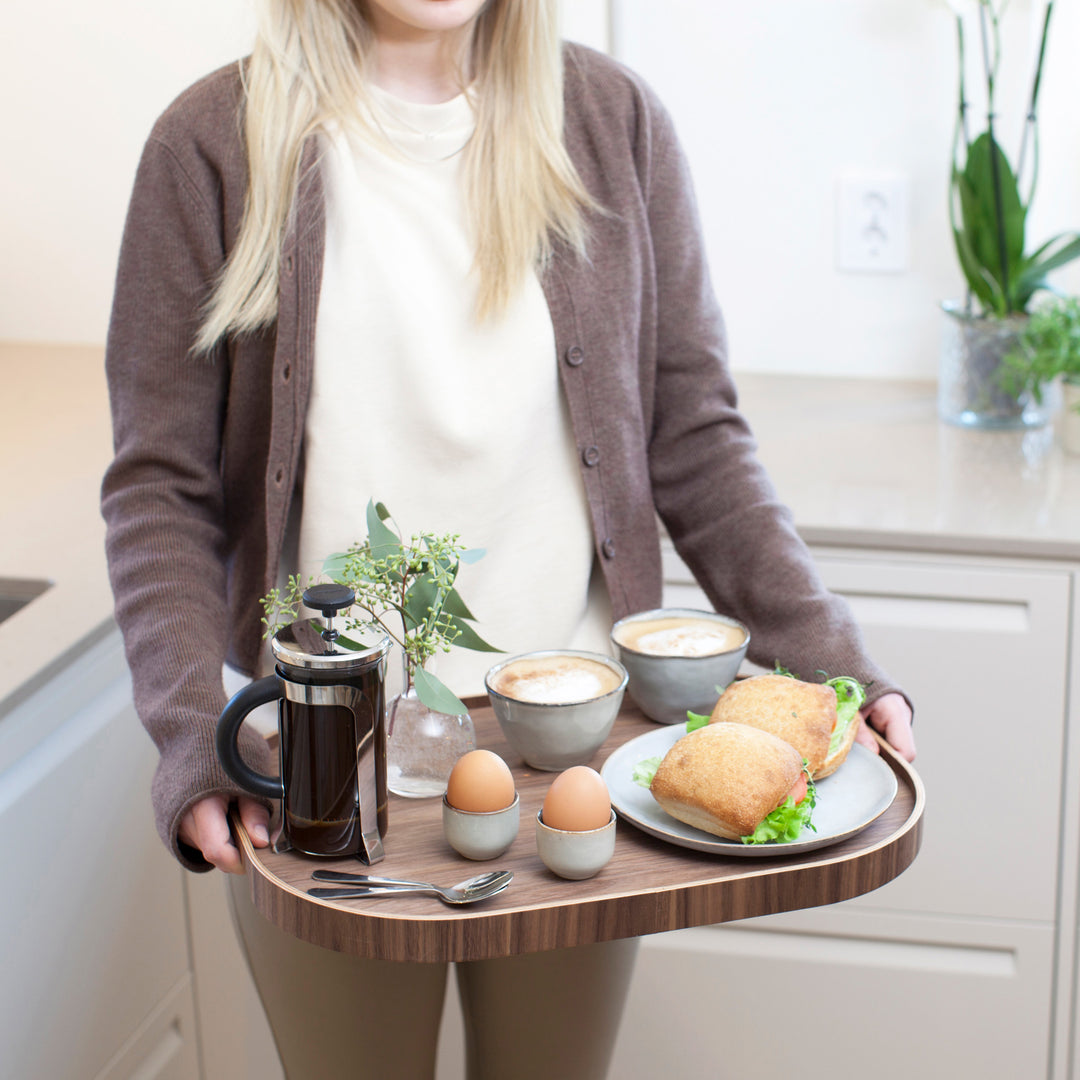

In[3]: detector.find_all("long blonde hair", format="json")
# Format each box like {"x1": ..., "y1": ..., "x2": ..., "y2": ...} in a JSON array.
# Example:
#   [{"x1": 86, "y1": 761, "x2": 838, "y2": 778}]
[{"x1": 195, "y1": 0, "x2": 593, "y2": 353}]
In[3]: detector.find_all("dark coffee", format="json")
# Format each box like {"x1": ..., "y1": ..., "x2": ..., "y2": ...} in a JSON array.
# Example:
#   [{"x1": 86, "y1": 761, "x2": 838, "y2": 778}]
[{"x1": 278, "y1": 667, "x2": 387, "y2": 857}]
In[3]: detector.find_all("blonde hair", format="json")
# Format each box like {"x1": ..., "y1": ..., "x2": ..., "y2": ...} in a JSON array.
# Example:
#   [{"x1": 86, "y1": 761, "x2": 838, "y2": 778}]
[{"x1": 195, "y1": 0, "x2": 593, "y2": 353}]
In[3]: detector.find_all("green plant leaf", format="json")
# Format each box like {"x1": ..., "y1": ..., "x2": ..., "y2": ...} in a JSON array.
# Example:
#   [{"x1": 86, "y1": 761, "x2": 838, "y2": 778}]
[
  {"x1": 412, "y1": 665, "x2": 468, "y2": 716},
  {"x1": 402, "y1": 573, "x2": 440, "y2": 631},
  {"x1": 442, "y1": 586, "x2": 478, "y2": 622},
  {"x1": 954, "y1": 132, "x2": 1027, "y2": 312},
  {"x1": 322, "y1": 551, "x2": 350, "y2": 581},
  {"x1": 443, "y1": 614, "x2": 502, "y2": 653},
  {"x1": 953, "y1": 224, "x2": 1002, "y2": 313},
  {"x1": 365, "y1": 498, "x2": 401, "y2": 559},
  {"x1": 1017, "y1": 233, "x2": 1080, "y2": 296},
  {"x1": 459, "y1": 547, "x2": 487, "y2": 565}
]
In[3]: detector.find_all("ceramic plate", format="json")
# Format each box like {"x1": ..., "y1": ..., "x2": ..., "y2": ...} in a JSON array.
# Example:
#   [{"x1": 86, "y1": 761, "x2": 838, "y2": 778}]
[{"x1": 601, "y1": 725, "x2": 898, "y2": 858}]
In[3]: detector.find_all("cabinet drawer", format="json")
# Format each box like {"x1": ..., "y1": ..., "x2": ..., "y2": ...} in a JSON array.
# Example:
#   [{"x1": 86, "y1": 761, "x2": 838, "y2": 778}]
[{"x1": 612, "y1": 914, "x2": 1053, "y2": 1080}]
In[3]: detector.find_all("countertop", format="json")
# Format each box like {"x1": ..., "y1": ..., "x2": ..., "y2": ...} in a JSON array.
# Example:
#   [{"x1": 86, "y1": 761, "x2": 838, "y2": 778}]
[{"x1": 3, "y1": 341, "x2": 1078, "y2": 716}]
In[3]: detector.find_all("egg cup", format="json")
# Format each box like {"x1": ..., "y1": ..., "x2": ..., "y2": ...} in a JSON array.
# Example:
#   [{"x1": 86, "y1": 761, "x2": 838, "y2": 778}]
[
  {"x1": 535, "y1": 809, "x2": 617, "y2": 880},
  {"x1": 443, "y1": 793, "x2": 521, "y2": 861}
]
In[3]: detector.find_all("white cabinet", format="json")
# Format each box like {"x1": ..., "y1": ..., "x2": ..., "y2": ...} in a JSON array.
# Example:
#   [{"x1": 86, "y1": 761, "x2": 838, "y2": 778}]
[
  {"x1": 609, "y1": 544, "x2": 1075, "y2": 1080},
  {"x1": 0, "y1": 630, "x2": 199, "y2": 1079}
]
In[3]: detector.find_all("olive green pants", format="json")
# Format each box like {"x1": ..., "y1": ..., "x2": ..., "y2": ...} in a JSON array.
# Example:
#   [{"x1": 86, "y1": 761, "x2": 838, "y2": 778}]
[{"x1": 227, "y1": 874, "x2": 638, "y2": 1080}]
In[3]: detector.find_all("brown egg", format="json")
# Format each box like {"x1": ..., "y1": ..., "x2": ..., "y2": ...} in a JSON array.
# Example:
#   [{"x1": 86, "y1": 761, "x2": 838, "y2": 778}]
[
  {"x1": 446, "y1": 750, "x2": 516, "y2": 813},
  {"x1": 541, "y1": 766, "x2": 612, "y2": 832}
]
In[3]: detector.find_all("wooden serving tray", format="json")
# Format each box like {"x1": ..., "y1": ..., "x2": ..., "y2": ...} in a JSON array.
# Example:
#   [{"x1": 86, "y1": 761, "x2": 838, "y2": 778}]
[{"x1": 235, "y1": 698, "x2": 924, "y2": 963}]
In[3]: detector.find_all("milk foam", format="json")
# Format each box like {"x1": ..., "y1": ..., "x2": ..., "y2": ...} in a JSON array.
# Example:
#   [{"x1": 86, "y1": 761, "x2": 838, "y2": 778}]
[
  {"x1": 635, "y1": 627, "x2": 734, "y2": 657},
  {"x1": 491, "y1": 656, "x2": 620, "y2": 704},
  {"x1": 615, "y1": 616, "x2": 745, "y2": 657}
]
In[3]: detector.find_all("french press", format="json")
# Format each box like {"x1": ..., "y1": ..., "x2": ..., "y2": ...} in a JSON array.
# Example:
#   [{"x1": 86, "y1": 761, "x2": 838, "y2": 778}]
[{"x1": 216, "y1": 583, "x2": 391, "y2": 863}]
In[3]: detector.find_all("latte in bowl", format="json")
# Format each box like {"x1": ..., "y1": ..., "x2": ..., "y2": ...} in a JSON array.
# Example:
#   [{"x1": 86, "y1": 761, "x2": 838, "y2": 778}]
[
  {"x1": 485, "y1": 650, "x2": 628, "y2": 771},
  {"x1": 611, "y1": 608, "x2": 750, "y2": 725},
  {"x1": 612, "y1": 615, "x2": 746, "y2": 658}
]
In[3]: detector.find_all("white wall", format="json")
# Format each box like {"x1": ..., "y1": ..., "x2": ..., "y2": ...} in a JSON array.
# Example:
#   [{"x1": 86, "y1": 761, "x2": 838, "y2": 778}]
[
  {"x1": 0, "y1": 1, "x2": 608, "y2": 349},
  {"x1": 5, "y1": 0, "x2": 1078, "y2": 382},
  {"x1": 613, "y1": 0, "x2": 1080, "y2": 378},
  {"x1": 1, "y1": 2, "x2": 258, "y2": 347}
]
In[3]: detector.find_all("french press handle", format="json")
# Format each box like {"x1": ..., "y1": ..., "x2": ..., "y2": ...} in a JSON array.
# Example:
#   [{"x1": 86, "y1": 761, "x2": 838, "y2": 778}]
[{"x1": 215, "y1": 676, "x2": 284, "y2": 800}]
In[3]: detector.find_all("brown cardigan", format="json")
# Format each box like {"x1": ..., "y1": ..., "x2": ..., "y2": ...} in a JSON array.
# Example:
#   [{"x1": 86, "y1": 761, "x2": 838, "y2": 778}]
[{"x1": 102, "y1": 44, "x2": 900, "y2": 871}]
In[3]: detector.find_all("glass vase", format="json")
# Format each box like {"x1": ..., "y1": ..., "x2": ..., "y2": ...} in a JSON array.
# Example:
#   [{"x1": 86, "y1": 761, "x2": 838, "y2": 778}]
[
  {"x1": 938, "y1": 301, "x2": 1049, "y2": 429},
  {"x1": 386, "y1": 656, "x2": 475, "y2": 798}
]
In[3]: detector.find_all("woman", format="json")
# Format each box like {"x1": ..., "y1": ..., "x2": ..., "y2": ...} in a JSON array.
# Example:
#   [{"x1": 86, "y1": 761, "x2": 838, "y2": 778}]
[{"x1": 102, "y1": 1, "x2": 915, "y2": 1077}]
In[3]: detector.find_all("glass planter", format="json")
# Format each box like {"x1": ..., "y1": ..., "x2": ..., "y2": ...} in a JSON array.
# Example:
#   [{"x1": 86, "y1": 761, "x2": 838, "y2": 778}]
[
  {"x1": 386, "y1": 655, "x2": 475, "y2": 798},
  {"x1": 938, "y1": 301, "x2": 1049, "y2": 429}
]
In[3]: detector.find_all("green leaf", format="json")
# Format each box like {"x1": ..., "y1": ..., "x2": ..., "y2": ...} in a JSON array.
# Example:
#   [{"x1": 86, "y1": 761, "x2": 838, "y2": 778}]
[
  {"x1": 459, "y1": 547, "x2": 487, "y2": 565},
  {"x1": 743, "y1": 773, "x2": 817, "y2": 845},
  {"x1": 685, "y1": 711, "x2": 710, "y2": 732},
  {"x1": 632, "y1": 756, "x2": 662, "y2": 788},
  {"x1": 402, "y1": 573, "x2": 440, "y2": 631},
  {"x1": 365, "y1": 499, "x2": 401, "y2": 559},
  {"x1": 1017, "y1": 233, "x2": 1080, "y2": 296},
  {"x1": 444, "y1": 614, "x2": 502, "y2": 653},
  {"x1": 412, "y1": 666, "x2": 468, "y2": 716},
  {"x1": 954, "y1": 132, "x2": 1027, "y2": 312},
  {"x1": 826, "y1": 677, "x2": 866, "y2": 758},
  {"x1": 322, "y1": 551, "x2": 350, "y2": 581},
  {"x1": 440, "y1": 586, "x2": 477, "y2": 623}
]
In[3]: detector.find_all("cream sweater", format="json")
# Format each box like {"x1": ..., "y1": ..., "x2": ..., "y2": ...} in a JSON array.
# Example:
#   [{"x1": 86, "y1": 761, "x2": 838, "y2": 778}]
[{"x1": 301, "y1": 87, "x2": 612, "y2": 696}]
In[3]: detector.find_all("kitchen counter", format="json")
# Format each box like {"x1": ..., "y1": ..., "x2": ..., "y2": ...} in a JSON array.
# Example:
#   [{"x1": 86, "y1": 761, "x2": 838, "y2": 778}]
[
  {"x1": 3, "y1": 343, "x2": 1078, "y2": 715},
  {"x1": 735, "y1": 374, "x2": 1080, "y2": 562},
  {"x1": 0, "y1": 342, "x2": 115, "y2": 719}
]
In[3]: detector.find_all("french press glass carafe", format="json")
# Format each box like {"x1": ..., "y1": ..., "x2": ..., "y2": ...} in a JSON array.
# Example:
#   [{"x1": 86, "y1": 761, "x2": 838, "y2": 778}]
[{"x1": 216, "y1": 584, "x2": 391, "y2": 863}]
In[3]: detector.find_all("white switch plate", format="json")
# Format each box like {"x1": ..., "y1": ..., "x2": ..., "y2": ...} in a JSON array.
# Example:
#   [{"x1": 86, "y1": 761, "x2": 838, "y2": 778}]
[{"x1": 835, "y1": 172, "x2": 910, "y2": 274}]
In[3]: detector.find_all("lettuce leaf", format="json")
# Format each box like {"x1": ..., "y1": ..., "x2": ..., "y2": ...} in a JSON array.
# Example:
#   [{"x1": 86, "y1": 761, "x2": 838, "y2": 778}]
[
  {"x1": 742, "y1": 767, "x2": 817, "y2": 845},
  {"x1": 686, "y1": 711, "x2": 710, "y2": 732},
  {"x1": 826, "y1": 677, "x2": 866, "y2": 757},
  {"x1": 632, "y1": 756, "x2": 662, "y2": 788}
]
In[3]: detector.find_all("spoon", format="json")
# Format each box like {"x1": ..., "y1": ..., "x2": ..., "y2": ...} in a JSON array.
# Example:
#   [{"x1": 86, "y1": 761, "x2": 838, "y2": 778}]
[{"x1": 307, "y1": 868, "x2": 513, "y2": 906}]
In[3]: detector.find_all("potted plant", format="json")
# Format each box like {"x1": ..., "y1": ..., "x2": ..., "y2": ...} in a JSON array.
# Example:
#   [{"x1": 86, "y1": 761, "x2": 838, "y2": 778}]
[
  {"x1": 1001, "y1": 295, "x2": 1080, "y2": 452},
  {"x1": 939, "y1": 0, "x2": 1080, "y2": 427},
  {"x1": 263, "y1": 500, "x2": 500, "y2": 797}
]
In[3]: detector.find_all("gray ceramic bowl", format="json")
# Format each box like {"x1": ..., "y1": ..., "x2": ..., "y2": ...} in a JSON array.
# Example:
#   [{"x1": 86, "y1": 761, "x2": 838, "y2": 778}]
[
  {"x1": 484, "y1": 650, "x2": 628, "y2": 771},
  {"x1": 535, "y1": 809, "x2": 617, "y2": 880},
  {"x1": 610, "y1": 608, "x2": 750, "y2": 725},
  {"x1": 442, "y1": 793, "x2": 520, "y2": 861}
]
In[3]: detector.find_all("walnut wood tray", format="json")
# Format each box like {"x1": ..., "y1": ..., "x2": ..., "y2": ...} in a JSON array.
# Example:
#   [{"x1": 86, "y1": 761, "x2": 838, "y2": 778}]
[{"x1": 235, "y1": 697, "x2": 924, "y2": 963}]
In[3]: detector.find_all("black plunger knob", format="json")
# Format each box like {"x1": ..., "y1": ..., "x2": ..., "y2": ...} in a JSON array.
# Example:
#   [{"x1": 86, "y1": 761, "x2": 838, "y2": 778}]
[{"x1": 301, "y1": 583, "x2": 356, "y2": 618}]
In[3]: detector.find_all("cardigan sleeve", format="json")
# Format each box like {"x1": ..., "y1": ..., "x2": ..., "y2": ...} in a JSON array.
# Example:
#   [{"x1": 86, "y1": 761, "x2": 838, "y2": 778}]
[
  {"x1": 101, "y1": 125, "x2": 274, "y2": 871},
  {"x1": 638, "y1": 95, "x2": 906, "y2": 707}
]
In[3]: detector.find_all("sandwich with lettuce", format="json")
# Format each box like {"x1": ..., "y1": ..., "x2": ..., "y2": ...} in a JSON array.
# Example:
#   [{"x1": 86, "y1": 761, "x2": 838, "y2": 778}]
[
  {"x1": 708, "y1": 669, "x2": 866, "y2": 779},
  {"x1": 634, "y1": 723, "x2": 816, "y2": 845}
]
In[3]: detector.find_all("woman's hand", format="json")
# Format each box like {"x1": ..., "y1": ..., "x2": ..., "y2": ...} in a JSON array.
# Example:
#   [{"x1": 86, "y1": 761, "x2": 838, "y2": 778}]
[
  {"x1": 178, "y1": 794, "x2": 271, "y2": 874},
  {"x1": 855, "y1": 692, "x2": 916, "y2": 763}
]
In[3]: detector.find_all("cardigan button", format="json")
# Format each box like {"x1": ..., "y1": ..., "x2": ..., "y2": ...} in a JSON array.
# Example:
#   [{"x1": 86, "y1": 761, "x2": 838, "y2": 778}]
[
  {"x1": 565, "y1": 345, "x2": 585, "y2": 367},
  {"x1": 582, "y1": 446, "x2": 601, "y2": 467},
  {"x1": 274, "y1": 467, "x2": 285, "y2": 486},
  {"x1": 282, "y1": 360, "x2": 292, "y2": 382},
  {"x1": 601, "y1": 538, "x2": 616, "y2": 559}
]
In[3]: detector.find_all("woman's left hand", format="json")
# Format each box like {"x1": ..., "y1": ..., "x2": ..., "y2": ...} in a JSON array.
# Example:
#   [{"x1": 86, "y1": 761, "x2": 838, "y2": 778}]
[{"x1": 856, "y1": 692, "x2": 916, "y2": 762}]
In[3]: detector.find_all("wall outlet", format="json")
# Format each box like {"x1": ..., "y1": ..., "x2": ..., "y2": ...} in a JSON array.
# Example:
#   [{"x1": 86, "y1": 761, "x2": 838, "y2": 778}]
[{"x1": 835, "y1": 173, "x2": 910, "y2": 274}]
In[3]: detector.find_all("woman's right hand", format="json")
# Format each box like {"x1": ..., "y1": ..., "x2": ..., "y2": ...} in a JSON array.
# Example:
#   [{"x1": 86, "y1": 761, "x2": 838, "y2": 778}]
[{"x1": 179, "y1": 793, "x2": 271, "y2": 874}]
